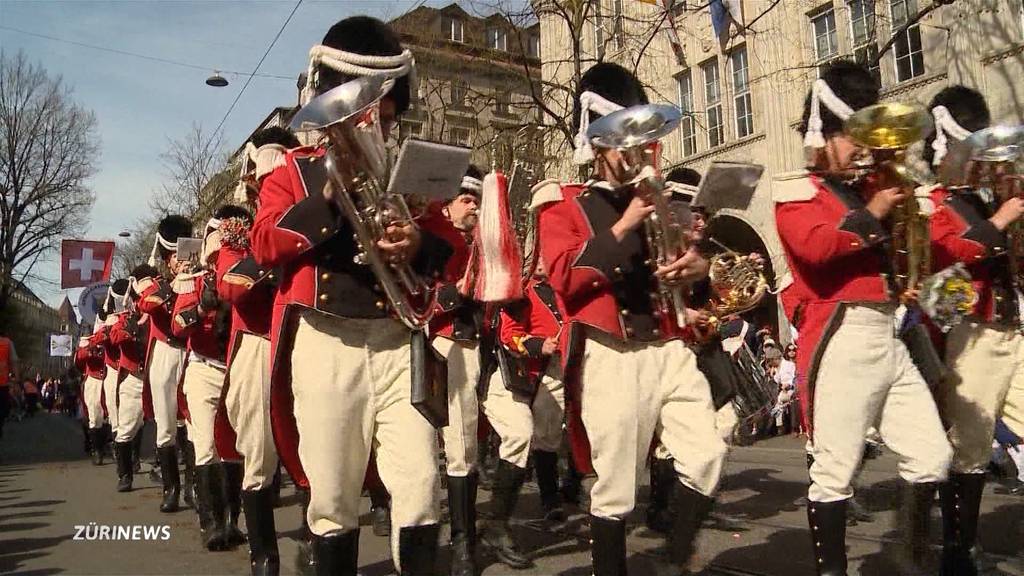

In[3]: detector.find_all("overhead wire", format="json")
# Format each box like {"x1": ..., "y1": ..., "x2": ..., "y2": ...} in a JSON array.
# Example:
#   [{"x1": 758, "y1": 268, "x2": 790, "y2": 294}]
[
  {"x1": 207, "y1": 0, "x2": 303, "y2": 149},
  {"x1": 0, "y1": 24, "x2": 295, "y2": 80}
]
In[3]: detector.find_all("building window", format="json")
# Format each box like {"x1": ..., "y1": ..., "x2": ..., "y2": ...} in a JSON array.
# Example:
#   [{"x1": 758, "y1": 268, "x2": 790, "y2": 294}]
[
  {"x1": 730, "y1": 46, "x2": 753, "y2": 139},
  {"x1": 849, "y1": 0, "x2": 881, "y2": 84},
  {"x1": 613, "y1": 0, "x2": 624, "y2": 48},
  {"x1": 810, "y1": 8, "x2": 838, "y2": 75},
  {"x1": 495, "y1": 91, "x2": 511, "y2": 116},
  {"x1": 701, "y1": 59, "x2": 723, "y2": 148},
  {"x1": 528, "y1": 34, "x2": 541, "y2": 58},
  {"x1": 447, "y1": 125, "x2": 472, "y2": 146},
  {"x1": 399, "y1": 120, "x2": 423, "y2": 142},
  {"x1": 890, "y1": 0, "x2": 925, "y2": 82},
  {"x1": 676, "y1": 71, "x2": 697, "y2": 157},
  {"x1": 593, "y1": 5, "x2": 605, "y2": 59},
  {"x1": 448, "y1": 17, "x2": 464, "y2": 43},
  {"x1": 450, "y1": 79, "x2": 468, "y2": 107},
  {"x1": 487, "y1": 28, "x2": 507, "y2": 51}
]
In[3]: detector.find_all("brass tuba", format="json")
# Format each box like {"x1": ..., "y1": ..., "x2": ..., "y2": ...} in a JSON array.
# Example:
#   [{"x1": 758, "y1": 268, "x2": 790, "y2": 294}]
[
  {"x1": 845, "y1": 102, "x2": 934, "y2": 294},
  {"x1": 290, "y1": 76, "x2": 435, "y2": 330},
  {"x1": 943, "y1": 124, "x2": 1024, "y2": 288},
  {"x1": 587, "y1": 104, "x2": 690, "y2": 327}
]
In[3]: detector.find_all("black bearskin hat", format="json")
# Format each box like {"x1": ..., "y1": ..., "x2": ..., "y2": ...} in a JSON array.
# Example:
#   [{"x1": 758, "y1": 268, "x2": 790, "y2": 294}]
[
  {"x1": 797, "y1": 60, "x2": 879, "y2": 139},
  {"x1": 319, "y1": 16, "x2": 410, "y2": 114},
  {"x1": 923, "y1": 85, "x2": 990, "y2": 167}
]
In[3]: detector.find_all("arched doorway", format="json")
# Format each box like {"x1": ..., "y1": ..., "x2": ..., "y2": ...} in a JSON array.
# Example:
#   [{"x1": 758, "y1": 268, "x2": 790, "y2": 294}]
[{"x1": 705, "y1": 214, "x2": 778, "y2": 336}]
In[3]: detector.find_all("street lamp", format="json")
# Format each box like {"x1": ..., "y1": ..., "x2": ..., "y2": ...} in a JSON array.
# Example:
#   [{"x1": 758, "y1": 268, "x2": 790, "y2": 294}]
[
  {"x1": 118, "y1": 231, "x2": 131, "y2": 238},
  {"x1": 206, "y1": 71, "x2": 229, "y2": 87}
]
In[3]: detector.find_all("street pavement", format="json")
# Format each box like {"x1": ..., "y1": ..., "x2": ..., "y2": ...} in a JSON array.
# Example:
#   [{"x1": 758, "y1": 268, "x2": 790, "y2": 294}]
[{"x1": 1, "y1": 411, "x2": 1022, "y2": 575}]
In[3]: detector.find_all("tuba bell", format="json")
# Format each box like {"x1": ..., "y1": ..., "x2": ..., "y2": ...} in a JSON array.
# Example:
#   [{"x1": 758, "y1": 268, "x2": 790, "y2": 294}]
[
  {"x1": 290, "y1": 76, "x2": 435, "y2": 330},
  {"x1": 943, "y1": 124, "x2": 1024, "y2": 289},
  {"x1": 845, "y1": 102, "x2": 934, "y2": 295},
  {"x1": 587, "y1": 104, "x2": 690, "y2": 327}
]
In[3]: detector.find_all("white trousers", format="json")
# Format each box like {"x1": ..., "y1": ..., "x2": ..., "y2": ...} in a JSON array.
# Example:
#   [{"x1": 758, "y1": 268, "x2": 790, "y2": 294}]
[
  {"x1": 102, "y1": 368, "x2": 120, "y2": 432},
  {"x1": 810, "y1": 305, "x2": 952, "y2": 502},
  {"x1": 481, "y1": 359, "x2": 565, "y2": 468},
  {"x1": 940, "y1": 322, "x2": 1024, "y2": 473},
  {"x1": 581, "y1": 330, "x2": 727, "y2": 520},
  {"x1": 291, "y1": 312, "x2": 440, "y2": 558},
  {"x1": 149, "y1": 339, "x2": 186, "y2": 448},
  {"x1": 432, "y1": 337, "x2": 479, "y2": 477},
  {"x1": 225, "y1": 333, "x2": 278, "y2": 491},
  {"x1": 83, "y1": 375, "x2": 105, "y2": 429},
  {"x1": 115, "y1": 373, "x2": 145, "y2": 443},
  {"x1": 653, "y1": 402, "x2": 738, "y2": 461},
  {"x1": 183, "y1": 360, "x2": 226, "y2": 466}
]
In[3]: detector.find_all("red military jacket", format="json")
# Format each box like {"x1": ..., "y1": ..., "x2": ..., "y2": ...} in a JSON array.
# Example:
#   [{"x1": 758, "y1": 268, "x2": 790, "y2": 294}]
[
  {"x1": 110, "y1": 310, "x2": 151, "y2": 377},
  {"x1": 775, "y1": 172, "x2": 896, "y2": 433},
  {"x1": 537, "y1": 182, "x2": 683, "y2": 344},
  {"x1": 422, "y1": 202, "x2": 479, "y2": 342},
  {"x1": 214, "y1": 232, "x2": 277, "y2": 462},
  {"x1": 499, "y1": 278, "x2": 565, "y2": 368},
  {"x1": 171, "y1": 272, "x2": 230, "y2": 364},
  {"x1": 136, "y1": 275, "x2": 182, "y2": 347},
  {"x1": 930, "y1": 186, "x2": 1018, "y2": 325},
  {"x1": 75, "y1": 336, "x2": 106, "y2": 380},
  {"x1": 95, "y1": 315, "x2": 124, "y2": 372},
  {"x1": 250, "y1": 146, "x2": 453, "y2": 488}
]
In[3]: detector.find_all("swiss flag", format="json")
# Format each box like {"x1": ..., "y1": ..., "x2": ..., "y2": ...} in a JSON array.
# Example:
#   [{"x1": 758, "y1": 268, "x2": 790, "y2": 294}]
[{"x1": 61, "y1": 240, "x2": 115, "y2": 289}]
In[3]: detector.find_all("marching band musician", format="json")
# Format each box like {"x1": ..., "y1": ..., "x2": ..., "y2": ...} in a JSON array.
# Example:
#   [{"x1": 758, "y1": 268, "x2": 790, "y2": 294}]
[
  {"x1": 216, "y1": 126, "x2": 299, "y2": 576},
  {"x1": 537, "y1": 62, "x2": 727, "y2": 575},
  {"x1": 423, "y1": 165, "x2": 484, "y2": 576},
  {"x1": 76, "y1": 325, "x2": 107, "y2": 465},
  {"x1": 172, "y1": 208, "x2": 248, "y2": 552},
  {"x1": 136, "y1": 214, "x2": 194, "y2": 513},
  {"x1": 480, "y1": 250, "x2": 568, "y2": 554},
  {"x1": 774, "y1": 60, "x2": 952, "y2": 575},
  {"x1": 110, "y1": 266, "x2": 156, "y2": 493},
  {"x1": 250, "y1": 16, "x2": 453, "y2": 574},
  {"x1": 924, "y1": 85, "x2": 1023, "y2": 575},
  {"x1": 95, "y1": 280, "x2": 128, "y2": 475}
]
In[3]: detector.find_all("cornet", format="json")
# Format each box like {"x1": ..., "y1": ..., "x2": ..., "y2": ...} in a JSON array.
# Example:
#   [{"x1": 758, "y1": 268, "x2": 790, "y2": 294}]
[{"x1": 290, "y1": 76, "x2": 435, "y2": 330}]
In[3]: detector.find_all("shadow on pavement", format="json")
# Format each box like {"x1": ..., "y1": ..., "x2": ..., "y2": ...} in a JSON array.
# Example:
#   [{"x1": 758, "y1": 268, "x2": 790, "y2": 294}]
[{"x1": 0, "y1": 535, "x2": 68, "y2": 574}]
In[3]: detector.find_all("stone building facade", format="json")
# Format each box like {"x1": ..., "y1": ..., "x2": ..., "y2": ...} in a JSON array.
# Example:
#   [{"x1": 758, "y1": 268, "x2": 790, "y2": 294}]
[{"x1": 538, "y1": 0, "x2": 1024, "y2": 336}]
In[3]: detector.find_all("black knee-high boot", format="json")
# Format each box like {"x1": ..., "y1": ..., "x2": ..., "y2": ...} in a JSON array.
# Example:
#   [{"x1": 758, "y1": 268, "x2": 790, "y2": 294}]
[
  {"x1": 646, "y1": 456, "x2": 675, "y2": 533},
  {"x1": 940, "y1": 473, "x2": 984, "y2": 576},
  {"x1": 222, "y1": 461, "x2": 247, "y2": 547},
  {"x1": 590, "y1": 515, "x2": 627, "y2": 576},
  {"x1": 481, "y1": 460, "x2": 532, "y2": 569},
  {"x1": 667, "y1": 483, "x2": 714, "y2": 570},
  {"x1": 131, "y1": 429, "x2": 144, "y2": 473},
  {"x1": 313, "y1": 530, "x2": 358, "y2": 576},
  {"x1": 399, "y1": 524, "x2": 440, "y2": 576},
  {"x1": 808, "y1": 499, "x2": 848, "y2": 576},
  {"x1": 368, "y1": 478, "x2": 391, "y2": 537},
  {"x1": 447, "y1": 473, "x2": 478, "y2": 576},
  {"x1": 242, "y1": 486, "x2": 280, "y2": 576},
  {"x1": 157, "y1": 444, "x2": 180, "y2": 512},
  {"x1": 295, "y1": 488, "x2": 316, "y2": 576},
  {"x1": 89, "y1": 428, "x2": 105, "y2": 465},
  {"x1": 114, "y1": 441, "x2": 134, "y2": 492},
  {"x1": 900, "y1": 482, "x2": 939, "y2": 575},
  {"x1": 195, "y1": 463, "x2": 228, "y2": 551},
  {"x1": 177, "y1": 426, "x2": 196, "y2": 508},
  {"x1": 533, "y1": 450, "x2": 565, "y2": 522}
]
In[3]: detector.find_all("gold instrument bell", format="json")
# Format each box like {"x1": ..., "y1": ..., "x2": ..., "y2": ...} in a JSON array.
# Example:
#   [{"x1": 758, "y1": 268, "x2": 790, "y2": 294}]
[{"x1": 844, "y1": 102, "x2": 934, "y2": 295}]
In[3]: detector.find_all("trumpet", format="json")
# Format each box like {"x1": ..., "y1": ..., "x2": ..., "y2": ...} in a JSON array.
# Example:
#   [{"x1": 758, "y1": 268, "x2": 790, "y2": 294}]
[
  {"x1": 587, "y1": 104, "x2": 690, "y2": 328},
  {"x1": 290, "y1": 76, "x2": 435, "y2": 330},
  {"x1": 845, "y1": 102, "x2": 934, "y2": 295}
]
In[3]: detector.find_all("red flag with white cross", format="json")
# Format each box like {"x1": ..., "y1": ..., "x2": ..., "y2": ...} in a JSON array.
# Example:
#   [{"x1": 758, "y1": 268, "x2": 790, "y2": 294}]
[{"x1": 60, "y1": 240, "x2": 115, "y2": 289}]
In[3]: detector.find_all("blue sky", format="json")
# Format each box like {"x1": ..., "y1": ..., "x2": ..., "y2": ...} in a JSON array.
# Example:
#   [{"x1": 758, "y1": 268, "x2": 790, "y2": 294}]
[{"x1": 0, "y1": 0, "x2": 457, "y2": 307}]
